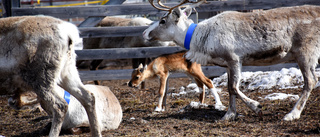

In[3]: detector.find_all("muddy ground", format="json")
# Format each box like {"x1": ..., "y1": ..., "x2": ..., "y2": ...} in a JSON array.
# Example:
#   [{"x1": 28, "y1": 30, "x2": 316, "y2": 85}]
[{"x1": 0, "y1": 64, "x2": 320, "y2": 137}]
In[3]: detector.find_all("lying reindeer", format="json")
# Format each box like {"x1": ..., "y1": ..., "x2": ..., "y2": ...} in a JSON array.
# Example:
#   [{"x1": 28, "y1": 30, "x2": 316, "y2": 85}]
[
  {"x1": 8, "y1": 85, "x2": 122, "y2": 135},
  {"x1": 143, "y1": 0, "x2": 320, "y2": 121},
  {"x1": 128, "y1": 51, "x2": 226, "y2": 111}
]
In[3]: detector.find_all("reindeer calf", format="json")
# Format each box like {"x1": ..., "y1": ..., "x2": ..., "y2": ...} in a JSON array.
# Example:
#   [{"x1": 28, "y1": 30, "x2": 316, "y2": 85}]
[
  {"x1": 128, "y1": 51, "x2": 226, "y2": 111},
  {"x1": 8, "y1": 85, "x2": 122, "y2": 134}
]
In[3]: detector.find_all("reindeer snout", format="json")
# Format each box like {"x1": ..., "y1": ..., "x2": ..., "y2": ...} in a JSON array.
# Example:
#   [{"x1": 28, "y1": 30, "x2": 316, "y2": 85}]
[
  {"x1": 128, "y1": 81, "x2": 139, "y2": 88},
  {"x1": 8, "y1": 97, "x2": 16, "y2": 106},
  {"x1": 8, "y1": 97, "x2": 21, "y2": 110},
  {"x1": 128, "y1": 81, "x2": 133, "y2": 87}
]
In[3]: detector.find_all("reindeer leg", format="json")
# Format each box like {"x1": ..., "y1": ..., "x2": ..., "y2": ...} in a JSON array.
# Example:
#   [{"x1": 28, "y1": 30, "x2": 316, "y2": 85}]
[
  {"x1": 155, "y1": 73, "x2": 169, "y2": 112},
  {"x1": 190, "y1": 69, "x2": 226, "y2": 111},
  {"x1": 37, "y1": 84, "x2": 68, "y2": 137},
  {"x1": 222, "y1": 61, "x2": 261, "y2": 120},
  {"x1": 209, "y1": 87, "x2": 226, "y2": 111},
  {"x1": 194, "y1": 79, "x2": 205, "y2": 104},
  {"x1": 162, "y1": 78, "x2": 169, "y2": 110},
  {"x1": 284, "y1": 57, "x2": 317, "y2": 121},
  {"x1": 21, "y1": 61, "x2": 68, "y2": 137},
  {"x1": 60, "y1": 62, "x2": 101, "y2": 137},
  {"x1": 200, "y1": 84, "x2": 205, "y2": 104}
]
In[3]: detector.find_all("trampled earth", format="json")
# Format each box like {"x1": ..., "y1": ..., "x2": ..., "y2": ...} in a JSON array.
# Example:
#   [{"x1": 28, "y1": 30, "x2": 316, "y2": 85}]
[{"x1": 0, "y1": 66, "x2": 320, "y2": 136}]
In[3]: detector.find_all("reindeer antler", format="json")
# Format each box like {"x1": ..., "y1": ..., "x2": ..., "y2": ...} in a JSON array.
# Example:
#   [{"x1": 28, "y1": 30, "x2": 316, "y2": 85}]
[{"x1": 148, "y1": 0, "x2": 207, "y2": 13}]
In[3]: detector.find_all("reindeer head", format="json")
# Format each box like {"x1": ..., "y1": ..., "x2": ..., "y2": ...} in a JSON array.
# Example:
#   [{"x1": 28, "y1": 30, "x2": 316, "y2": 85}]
[
  {"x1": 128, "y1": 64, "x2": 147, "y2": 88},
  {"x1": 143, "y1": 0, "x2": 206, "y2": 45}
]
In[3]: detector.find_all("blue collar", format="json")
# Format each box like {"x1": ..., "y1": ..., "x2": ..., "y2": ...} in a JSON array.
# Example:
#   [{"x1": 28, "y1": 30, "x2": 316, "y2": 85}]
[
  {"x1": 184, "y1": 23, "x2": 197, "y2": 50},
  {"x1": 64, "y1": 91, "x2": 70, "y2": 104}
]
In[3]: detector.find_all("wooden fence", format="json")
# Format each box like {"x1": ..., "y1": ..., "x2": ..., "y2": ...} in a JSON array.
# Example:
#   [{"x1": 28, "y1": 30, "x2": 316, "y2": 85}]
[{"x1": 7, "y1": 0, "x2": 320, "y2": 81}]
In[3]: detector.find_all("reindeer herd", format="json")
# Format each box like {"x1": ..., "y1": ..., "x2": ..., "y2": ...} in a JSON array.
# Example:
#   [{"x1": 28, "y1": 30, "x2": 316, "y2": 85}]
[{"x1": 1, "y1": 0, "x2": 320, "y2": 136}]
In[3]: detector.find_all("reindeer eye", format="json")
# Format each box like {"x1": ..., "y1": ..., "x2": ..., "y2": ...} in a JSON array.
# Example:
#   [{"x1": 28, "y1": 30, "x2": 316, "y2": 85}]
[
  {"x1": 135, "y1": 76, "x2": 140, "y2": 80},
  {"x1": 160, "y1": 19, "x2": 166, "y2": 24}
]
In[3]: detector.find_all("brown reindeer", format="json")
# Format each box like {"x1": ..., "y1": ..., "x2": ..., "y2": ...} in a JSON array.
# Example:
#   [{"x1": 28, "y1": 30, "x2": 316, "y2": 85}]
[{"x1": 128, "y1": 51, "x2": 226, "y2": 111}]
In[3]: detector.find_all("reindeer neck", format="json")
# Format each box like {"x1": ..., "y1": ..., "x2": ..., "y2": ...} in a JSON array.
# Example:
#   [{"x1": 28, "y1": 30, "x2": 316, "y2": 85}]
[
  {"x1": 184, "y1": 23, "x2": 197, "y2": 50},
  {"x1": 139, "y1": 67, "x2": 154, "y2": 80},
  {"x1": 188, "y1": 21, "x2": 210, "y2": 50},
  {"x1": 141, "y1": 62, "x2": 157, "y2": 80},
  {"x1": 174, "y1": 21, "x2": 194, "y2": 46}
]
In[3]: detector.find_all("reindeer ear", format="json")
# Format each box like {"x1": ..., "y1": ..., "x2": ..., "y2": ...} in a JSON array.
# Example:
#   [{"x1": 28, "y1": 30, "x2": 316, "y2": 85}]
[
  {"x1": 182, "y1": 6, "x2": 193, "y2": 17},
  {"x1": 138, "y1": 63, "x2": 143, "y2": 69},
  {"x1": 139, "y1": 65, "x2": 147, "y2": 73},
  {"x1": 172, "y1": 8, "x2": 182, "y2": 19}
]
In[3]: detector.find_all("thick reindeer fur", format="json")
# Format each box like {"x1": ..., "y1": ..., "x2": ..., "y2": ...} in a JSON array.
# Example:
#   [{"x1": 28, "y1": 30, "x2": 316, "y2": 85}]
[
  {"x1": 128, "y1": 51, "x2": 226, "y2": 111},
  {"x1": 8, "y1": 85, "x2": 122, "y2": 133},
  {"x1": 0, "y1": 16, "x2": 101, "y2": 136},
  {"x1": 143, "y1": 4, "x2": 320, "y2": 121}
]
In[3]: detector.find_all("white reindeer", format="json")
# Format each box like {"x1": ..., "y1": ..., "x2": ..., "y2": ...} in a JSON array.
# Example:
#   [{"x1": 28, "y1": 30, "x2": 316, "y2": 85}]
[
  {"x1": 0, "y1": 16, "x2": 101, "y2": 136},
  {"x1": 8, "y1": 85, "x2": 122, "y2": 135},
  {"x1": 143, "y1": 0, "x2": 320, "y2": 121}
]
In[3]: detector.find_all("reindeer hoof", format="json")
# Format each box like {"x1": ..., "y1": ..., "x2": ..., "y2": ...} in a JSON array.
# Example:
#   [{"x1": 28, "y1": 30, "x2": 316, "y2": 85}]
[
  {"x1": 283, "y1": 112, "x2": 300, "y2": 121},
  {"x1": 215, "y1": 104, "x2": 226, "y2": 111},
  {"x1": 221, "y1": 112, "x2": 237, "y2": 121},
  {"x1": 154, "y1": 107, "x2": 165, "y2": 112}
]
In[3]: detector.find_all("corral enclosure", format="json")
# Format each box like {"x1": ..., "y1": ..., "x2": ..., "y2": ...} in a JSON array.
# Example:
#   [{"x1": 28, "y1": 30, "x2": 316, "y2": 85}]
[
  {"x1": 1, "y1": 0, "x2": 320, "y2": 136},
  {"x1": 3, "y1": 0, "x2": 320, "y2": 82}
]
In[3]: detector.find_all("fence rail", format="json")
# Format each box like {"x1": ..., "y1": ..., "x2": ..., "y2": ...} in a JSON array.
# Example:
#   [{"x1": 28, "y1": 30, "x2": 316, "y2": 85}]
[
  {"x1": 12, "y1": 0, "x2": 320, "y2": 18},
  {"x1": 79, "y1": 26, "x2": 148, "y2": 38}
]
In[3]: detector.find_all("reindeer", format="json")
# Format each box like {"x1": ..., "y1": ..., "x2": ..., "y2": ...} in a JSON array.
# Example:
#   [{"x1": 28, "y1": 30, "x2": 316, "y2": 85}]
[
  {"x1": 8, "y1": 85, "x2": 122, "y2": 135},
  {"x1": 0, "y1": 16, "x2": 101, "y2": 136},
  {"x1": 79, "y1": 16, "x2": 175, "y2": 85},
  {"x1": 143, "y1": 0, "x2": 320, "y2": 121},
  {"x1": 128, "y1": 51, "x2": 226, "y2": 111}
]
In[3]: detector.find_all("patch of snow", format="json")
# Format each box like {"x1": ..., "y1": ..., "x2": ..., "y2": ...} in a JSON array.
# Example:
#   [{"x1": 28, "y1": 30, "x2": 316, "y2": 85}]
[
  {"x1": 212, "y1": 68, "x2": 320, "y2": 91},
  {"x1": 264, "y1": 93, "x2": 299, "y2": 101},
  {"x1": 189, "y1": 101, "x2": 208, "y2": 108},
  {"x1": 179, "y1": 101, "x2": 209, "y2": 112},
  {"x1": 186, "y1": 83, "x2": 200, "y2": 94},
  {"x1": 172, "y1": 67, "x2": 319, "y2": 102}
]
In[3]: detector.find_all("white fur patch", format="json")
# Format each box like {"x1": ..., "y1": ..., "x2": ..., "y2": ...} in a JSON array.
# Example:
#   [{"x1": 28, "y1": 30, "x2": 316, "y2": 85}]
[
  {"x1": 143, "y1": 21, "x2": 159, "y2": 40},
  {"x1": 185, "y1": 51, "x2": 212, "y2": 65},
  {"x1": 57, "y1": 21, "x2": 82, "y2": 48}
]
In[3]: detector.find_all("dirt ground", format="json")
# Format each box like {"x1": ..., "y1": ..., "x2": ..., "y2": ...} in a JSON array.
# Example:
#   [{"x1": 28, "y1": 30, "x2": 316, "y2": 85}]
[{"x1": 0, "y1": 64, "x2": 320, "y2": 137}]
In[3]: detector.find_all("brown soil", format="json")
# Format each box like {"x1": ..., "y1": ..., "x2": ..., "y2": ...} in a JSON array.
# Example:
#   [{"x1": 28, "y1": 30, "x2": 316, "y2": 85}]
[{"x1": 0, "y1": 67, "x2": 320, "y2": 137}]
